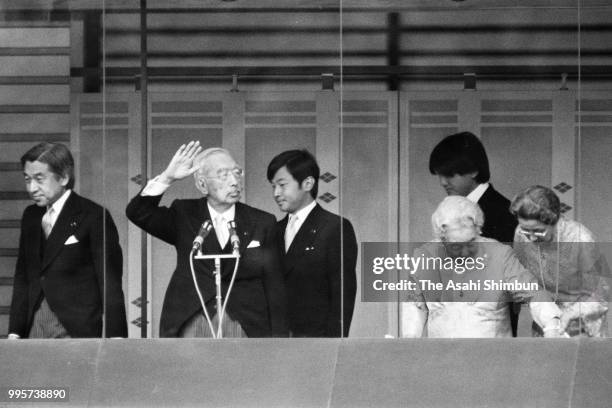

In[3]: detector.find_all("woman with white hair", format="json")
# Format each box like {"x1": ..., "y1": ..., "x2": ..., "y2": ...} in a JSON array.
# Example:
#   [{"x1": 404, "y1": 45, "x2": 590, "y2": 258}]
[
  {"x1": 510, "y1": 185, "x2": 610, "y2": 337},
  {"x1": 401, "y1": 196, "x2": 565, "y2": 338}
]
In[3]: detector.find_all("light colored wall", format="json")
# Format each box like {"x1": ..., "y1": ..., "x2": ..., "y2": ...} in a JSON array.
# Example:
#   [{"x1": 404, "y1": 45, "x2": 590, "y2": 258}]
[{"x1": 72, "y1": 88, "x2": 612, "y2": 338}]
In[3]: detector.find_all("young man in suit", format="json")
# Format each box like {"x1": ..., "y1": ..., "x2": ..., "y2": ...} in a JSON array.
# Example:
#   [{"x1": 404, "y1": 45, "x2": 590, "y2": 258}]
[
  {"x1": 8, "y1": 142, "x2": 127, "y2": 339},
  {"x1": 429, "y1": 131, "x2": 520, "y2": 336},
  {"x1": 126, "y1": 141, "x2": 287, "y2": 337},
  {"x1": 267, "y1": 150, "x2": 357, "y2": 337}
]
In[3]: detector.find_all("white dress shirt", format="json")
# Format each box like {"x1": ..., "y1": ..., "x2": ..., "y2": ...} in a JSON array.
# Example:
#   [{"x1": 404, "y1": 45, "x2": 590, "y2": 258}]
[
  {"x1": 466, "y1": 182, "x2": 489, "y2": 203},
  {"x1": 45, "y1": 189, "x2": 72, "y2": 231},
  {"x1": 285, "y1": 200, "x2": 316, "y2": 251},
  {"x1": 208, "y1": 204, "x2": 236, "y2": 248},
  {"x1": 141, "y1": 175, "x2": 171, "y2": 196}
]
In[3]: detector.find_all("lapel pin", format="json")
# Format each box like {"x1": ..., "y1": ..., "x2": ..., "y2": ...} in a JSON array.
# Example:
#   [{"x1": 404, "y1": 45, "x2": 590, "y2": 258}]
[{"x1": 70, "y1": 221, "x2": 78, "y2": 228}]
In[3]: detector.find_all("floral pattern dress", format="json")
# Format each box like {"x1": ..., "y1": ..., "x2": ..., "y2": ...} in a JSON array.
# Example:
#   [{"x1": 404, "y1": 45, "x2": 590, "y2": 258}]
[{"x1": 514, "y1": 217, "x2": 610, "y2": 337}]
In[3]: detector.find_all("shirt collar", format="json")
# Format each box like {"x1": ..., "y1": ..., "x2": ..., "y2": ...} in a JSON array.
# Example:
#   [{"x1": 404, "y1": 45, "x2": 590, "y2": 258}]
[
  {"x1": 290, "y1": 200, "x2": 317, "y2": 223},
  {"x1": 466, "y1": 183, "x2": 489, "y2": 203},
  {"x1": 48, "y1": 189, "x2": 72, "y2": 215},
  {"x1": 207, "y1": 202, "x2": 236, "y2": 223}
]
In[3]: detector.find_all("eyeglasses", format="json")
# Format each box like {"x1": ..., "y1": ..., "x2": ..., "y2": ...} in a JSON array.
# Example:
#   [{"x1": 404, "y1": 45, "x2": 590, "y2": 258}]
[
  {"x1": 517, "y1": 227, "x2": 547, "y2": 238},
  {"x1": 207, "y1": 167, "x2": 244, "y2": 181}
]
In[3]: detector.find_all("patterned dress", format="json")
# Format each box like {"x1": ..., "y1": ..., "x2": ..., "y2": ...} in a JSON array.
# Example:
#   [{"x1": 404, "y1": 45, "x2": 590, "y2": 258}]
[
  {"x1": 401, "y1": 238, "x2": 560, "y2": 338},
  {"x1": 514, "y1": 217, "x2": 610, "y2": 337}
]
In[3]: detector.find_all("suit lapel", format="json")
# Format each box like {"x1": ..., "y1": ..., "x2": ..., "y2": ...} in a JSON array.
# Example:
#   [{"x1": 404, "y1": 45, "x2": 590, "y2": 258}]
[
  {"x1": 41, "y1": 192, "x2": 84, "y2": 273},
  {"x1": 478, "y1": 184, "x2": 504, "y2": 213},
  {"x1": 198, "y1": 198, "x2": 223, "y2": 254},
  {"x1": 285, "y1": 204, "x2": 321, "y2": 263},
  {"x1": 477, "y1": 185, "x2": 492, "y2": 211},
  {"x1": 277, "y1": 215, "x2": 289, "y2": 255},
  {"x1": 200, "y1": 201, "x2": 253, "y2": 255},
  {"x1": 25, "y1": 206, "x2": 45, "y2": 271},
  {"x1": 209, "y1": 203, "x2": 252, "y2": 278},
  {"x1": 233, "y1": 202, "x2": 253, "y2": 255}
]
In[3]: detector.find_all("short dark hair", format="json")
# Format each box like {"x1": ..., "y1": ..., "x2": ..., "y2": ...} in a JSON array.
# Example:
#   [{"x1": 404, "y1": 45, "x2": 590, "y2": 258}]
[
  {"x1": 429, "y1": 131, "x2": 490, "y2": 183},
  {"x1": 509, "y1": 185, "x2": 560, "y2": 225},
  {"x1": 267, "y1": 149, "x2": 319, "y2": 199},
  {"x1": 21, "y1": 142, "x2": 75, "y2": 189}
]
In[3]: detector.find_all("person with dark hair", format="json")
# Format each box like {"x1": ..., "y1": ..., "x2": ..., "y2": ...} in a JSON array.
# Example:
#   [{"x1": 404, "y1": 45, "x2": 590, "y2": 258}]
[
  {"x1": 429, "y1": 131, "x2": 520, "y2": 335},
  {"x1": 429, "y1": 131, "x2": 517, "y2": 243},
  {"x1": 127, "y1": 142, "x2": 287, "y2": 338},
  {"x1": 267, "y1": 149, "x2": 357, "y2": 337},
  {"x1": 511, "y1": 185, "x2": 610, "y2": 337},
  {"x1": 8, "y1": 142, "x2": 127, "y2": 339}
]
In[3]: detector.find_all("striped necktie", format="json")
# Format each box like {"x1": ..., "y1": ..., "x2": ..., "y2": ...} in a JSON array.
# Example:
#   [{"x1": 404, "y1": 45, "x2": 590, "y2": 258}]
[
  {"x1": 284, "y1": 214, "x2": 299, "y2": 252},
  {"x1": 42, "y1": 207, "x2": 54, "y2": 238}
]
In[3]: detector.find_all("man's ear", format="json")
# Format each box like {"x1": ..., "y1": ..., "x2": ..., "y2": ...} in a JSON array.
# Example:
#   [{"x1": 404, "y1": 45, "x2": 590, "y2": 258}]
[
  {"x1": 301, "y1": 176, "x2": 315, "y2": 192},
  {"x1": 59, "y1": 173, "x2": 70, "y2": 187},
  {"x1": 195, "y1": 177, "x2": 208, "y2": 196}
]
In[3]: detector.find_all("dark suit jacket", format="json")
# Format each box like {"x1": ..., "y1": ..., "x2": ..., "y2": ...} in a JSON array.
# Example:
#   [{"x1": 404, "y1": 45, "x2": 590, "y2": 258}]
[
  {"x1": 275, "y1": 204, "x2": 357, "y2": 337},
  {"x1": 9, "y1": 192, "x2": 128, "y2": 338},
  {"x1": 477, "y1": 184, "x2": 521, "y2": 336},
  {"x1": 478, "y1": 185, "x2": 517, "y2": 244},
  {"x1": 126, "y1": 194, "x2": 287, "y2": 337}
]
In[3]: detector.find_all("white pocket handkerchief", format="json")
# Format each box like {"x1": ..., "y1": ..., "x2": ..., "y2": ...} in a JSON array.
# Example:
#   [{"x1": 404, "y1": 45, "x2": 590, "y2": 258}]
[
  {"x1": 64, "y1": 235, "x2": 79, "y2": 245},
  {"x1": 247, "y1": 240, "x2": 260, "y2": 249}
]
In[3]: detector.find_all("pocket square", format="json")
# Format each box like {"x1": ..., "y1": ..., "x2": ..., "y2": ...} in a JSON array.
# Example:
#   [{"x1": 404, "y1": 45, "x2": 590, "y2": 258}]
[
  {"x1": 247, "y1": 240, "x2": 260, "y2": 249},
  {"x1": 64, "y1": 235, "x2": 79, "y2": 245}
]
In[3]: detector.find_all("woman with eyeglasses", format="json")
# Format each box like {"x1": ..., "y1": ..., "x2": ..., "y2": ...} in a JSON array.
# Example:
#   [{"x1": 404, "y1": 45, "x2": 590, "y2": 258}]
[{"x1": 510, "y1": 185, "x2": 610, "y2": 337}]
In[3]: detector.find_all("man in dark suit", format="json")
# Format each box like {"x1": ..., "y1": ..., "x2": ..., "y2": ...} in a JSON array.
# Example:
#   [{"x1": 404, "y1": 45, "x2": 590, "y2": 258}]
[
  {"x1": 8, "y1": 142, "x2": 127, "y2": 339},
  {"x1": 126, "y1": 141, "x2": 286, "y2": 337},
  {"x1": 429, "y1": 131, "x2": 519, "y2": 335},
  {"x1": 267, "y1": 150, "x2": 357, "y2": 337}
]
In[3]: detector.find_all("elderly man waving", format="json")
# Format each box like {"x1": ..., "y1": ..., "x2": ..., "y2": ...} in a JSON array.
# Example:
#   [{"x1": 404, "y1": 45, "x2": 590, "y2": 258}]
[{"x1": 127, "y1": 141, "x2": 287, "y2": 338}]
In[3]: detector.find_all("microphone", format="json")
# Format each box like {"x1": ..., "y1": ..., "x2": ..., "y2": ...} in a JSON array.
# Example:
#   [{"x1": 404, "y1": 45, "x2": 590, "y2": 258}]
[
  {"x1": 227, "y1": 220, "x2": 240, "y2": 256},
  {"x1": 192, "y1": 220, "x2": 213, "y2": 251}
]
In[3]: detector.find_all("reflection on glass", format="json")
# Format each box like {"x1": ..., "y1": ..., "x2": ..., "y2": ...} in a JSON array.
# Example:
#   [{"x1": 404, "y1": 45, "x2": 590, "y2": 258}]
[{"x1": 6, "y1": 2, "x2": 611, "y2": 340}]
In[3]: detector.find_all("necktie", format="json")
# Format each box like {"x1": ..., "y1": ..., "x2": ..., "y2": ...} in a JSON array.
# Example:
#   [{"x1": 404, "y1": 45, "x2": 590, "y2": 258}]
[
  {"x1": 285, "y1": 214, "x2": 299, "y2": 252},
  {"x1": 42, "y1": 207, "x2": 54, "y2": 238},
  {"x1": 215, "y1": 215, "x2": 229, "y2": 248}
]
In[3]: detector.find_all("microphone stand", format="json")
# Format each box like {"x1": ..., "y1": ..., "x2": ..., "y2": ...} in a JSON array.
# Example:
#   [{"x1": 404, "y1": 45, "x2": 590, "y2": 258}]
[{"x1": 194, "y1": 251, "x2": 240, "y2": 338}]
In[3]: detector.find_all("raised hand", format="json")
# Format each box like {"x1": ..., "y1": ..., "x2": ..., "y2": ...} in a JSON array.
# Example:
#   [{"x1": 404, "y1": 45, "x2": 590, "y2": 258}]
[{"x1": 160, "y1": 141, "x2": 203, "y2": 184}]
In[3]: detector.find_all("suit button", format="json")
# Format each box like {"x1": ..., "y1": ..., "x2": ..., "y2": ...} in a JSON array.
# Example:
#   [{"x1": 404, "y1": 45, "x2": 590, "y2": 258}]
[{"x1": 41, "y1": 276, "x2": 45, "y2": 281}]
